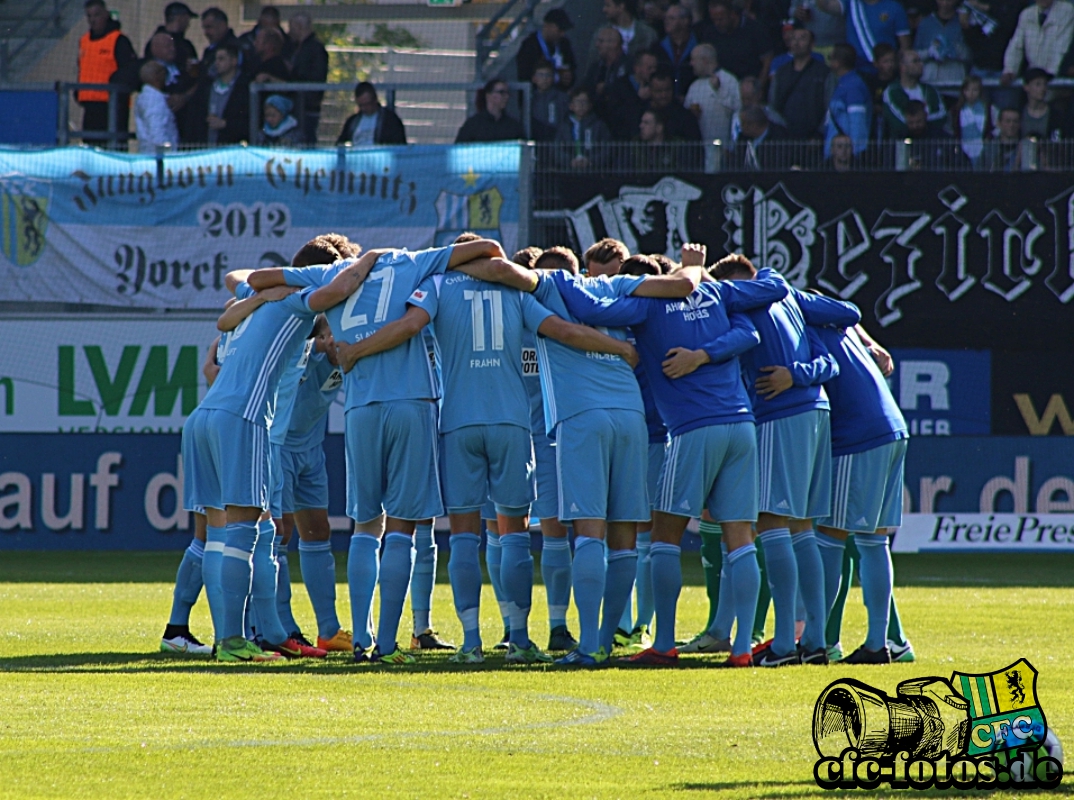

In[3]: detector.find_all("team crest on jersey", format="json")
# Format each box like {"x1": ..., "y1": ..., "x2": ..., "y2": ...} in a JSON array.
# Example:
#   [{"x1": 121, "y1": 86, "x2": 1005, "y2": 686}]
[{"x1": 0, "y1": 175, "x2": 51, "y2": 267}]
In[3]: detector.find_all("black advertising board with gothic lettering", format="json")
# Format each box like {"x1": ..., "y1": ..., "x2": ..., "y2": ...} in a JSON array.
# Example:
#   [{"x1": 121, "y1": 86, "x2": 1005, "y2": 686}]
[{"x1": 556, "y1": 172, "x2": 1074, "y2": 350}]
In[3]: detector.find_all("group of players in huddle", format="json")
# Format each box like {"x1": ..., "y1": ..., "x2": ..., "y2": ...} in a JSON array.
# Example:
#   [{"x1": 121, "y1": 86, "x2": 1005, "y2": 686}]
[{"x1": 159, "y1": 231, "x2": 914, "y2": 667}]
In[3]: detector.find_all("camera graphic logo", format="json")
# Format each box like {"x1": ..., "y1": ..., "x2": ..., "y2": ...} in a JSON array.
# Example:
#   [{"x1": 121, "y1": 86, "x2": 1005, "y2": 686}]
[{"x1": 812, "y1": 659, "x2": 1063, "y2": 790}]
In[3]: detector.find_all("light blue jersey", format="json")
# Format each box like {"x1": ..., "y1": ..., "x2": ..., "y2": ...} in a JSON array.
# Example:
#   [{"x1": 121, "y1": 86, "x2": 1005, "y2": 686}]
[
  {"x1": 281, "y1": 247, "x2": 454, "y2": 410},
  {"x1": 270, "y1": 337, "x2": 315, "y2": 446},
  {"x1": 199, "y1": 282, "x2": 318, "y2": 428},
  {"x1": 521, "y1": 331, "x2": 544, "y2": 434},
  {"x1": 427, "y1": 272, "x2": 554, "y2": 433},
  {"x1": 530, "y1": 271, "x2": 645, "y2": 434},
  {"x1": 284, "y1": 351, "x2": 342, "y2": 453}
]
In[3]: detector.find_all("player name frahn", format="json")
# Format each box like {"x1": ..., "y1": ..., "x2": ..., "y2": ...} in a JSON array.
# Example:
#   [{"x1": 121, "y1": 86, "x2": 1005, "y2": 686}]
[{"x1": 814, "y1": 748, "x2": 1063, "y2": 790}]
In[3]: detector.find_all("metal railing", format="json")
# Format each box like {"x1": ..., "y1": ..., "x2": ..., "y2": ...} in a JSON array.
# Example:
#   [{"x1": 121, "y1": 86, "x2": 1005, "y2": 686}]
[
  {"x1": 475, "y1": 0, "x2": 541, "y2": 79},
  {"x1": 56, "y1": 82, "x2": 129, "y2": 148},
  {"x1": 0, "y1": 0, "x2": 77, "y2": 81},
  {"x1": 248, "y1": 80, "x2": 533, "y2": 145}
]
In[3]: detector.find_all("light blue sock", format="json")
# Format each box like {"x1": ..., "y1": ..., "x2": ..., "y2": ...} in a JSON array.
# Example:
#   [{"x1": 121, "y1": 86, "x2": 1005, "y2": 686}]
[
  {"x1": 411, "y1": 522, "x2": 436, "y2": 634},
  {"x1": 202, "y1": 526, "x2": 227, "y2": 641},
  {"x1": 250, "y1": 519, "x2": 289, "y2": 646},
  {"x1": 708, "y1": 541, "x2": 734, "y2": 640},
  {"x1": 855, "y1": 533, "x2": 893, "y2": 652},
  {"x1": 634, "y1": 531, "x2": 654, "y2": 629},
  {"x1": 727, "y1": 543, "x2": 761, "y2": 657},
  {"x1": 274, "y1": 535, "x2": 300, "y2": 637},
  {"x1": 792, "y1": 530, "x2": 827, "y2": 652},
  {"x1": 757, "y1": 528, "x2": 798, "y2": 657},
  {"x1": 572, "y1": 536, "x2": 606, "y2": 654},
  {"x1": 484, "y1": 531, "x2": 510, "y2": 632},
  {"x1": 298, "y1": 539, "x2": 341, "y2": 639},
  {"x1": 600, "y1": 548, "x2": 639, "y2": 653},
  {"x1": 220, "y1": 520, "x2": 257, "y2": 640},
  {"x1": 448, "y1": 532, "x2": 483, "y2": 651},
  {"x1": 815, "y1": 532, "x2": 846, "y2": 631},
  {"x1": 649, "y1": 542, "x2": 682, "y2": 652},
  {"x1": 501, "y1": 532, "x2": 535, "y2": 648},
  {"x1": 347, "y1": 533, "x2": 380, "y2": 650},
  {"x1": 376, "y1": 532, "x2": 415, "y2": 654},
  {"x1": 168, "y1": 538, "x2": 204, "y2": 626},
  {"x1": 540, "y1": 535, "x2": 572, "y2": 630}
]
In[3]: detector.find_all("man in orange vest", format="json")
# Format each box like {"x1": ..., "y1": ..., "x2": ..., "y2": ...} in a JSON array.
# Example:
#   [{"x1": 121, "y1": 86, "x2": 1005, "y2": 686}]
[{"x1": 78, "y1": 0, "x2": 136, "y2": 138}]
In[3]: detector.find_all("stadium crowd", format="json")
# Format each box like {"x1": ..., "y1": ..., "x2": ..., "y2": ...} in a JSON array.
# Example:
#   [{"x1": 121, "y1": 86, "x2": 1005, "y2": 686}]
[
  {"x1": 75, "y1": 0, "x2": 1074, "y2": 167},
  {"x1": 162, "y1": 232, "x2": 911, "y2": 669}
]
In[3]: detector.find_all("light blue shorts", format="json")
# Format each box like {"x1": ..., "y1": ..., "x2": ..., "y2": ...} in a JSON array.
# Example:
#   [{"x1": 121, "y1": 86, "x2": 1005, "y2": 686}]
[
  {"x1": 648, "y1": 440, "x2": 667, "y2": 509},
  {"x1": 555, "y1": 408, "x2": 649, "y2": 523},
  {"x1": 756, "y1": 409, "x2": 832, "y2": 519},
  {"x1": 268, "y1": 442, "x2": 284, "y2": 519},
  {"x1": 820, "y1": 438, "x2": 908, "y2": 533},
  {"x1": 440, "y1": 423, "x2": 534, "y2": 516},
  {"x1": 182, "y1": 407, "x2": 269, "y2": 512},
  {"x1": 345, "y1": 400, "x2": 443, "y2": 523},
  {"x1": 656, "y1": 422, "x2": 757, "y2": 522},
  {"x1": 532, "y1": 431, "x2": 558, "y2": 521},
  {"x1": 281, "y1": 443, "x2": 329, "y2": 513}
]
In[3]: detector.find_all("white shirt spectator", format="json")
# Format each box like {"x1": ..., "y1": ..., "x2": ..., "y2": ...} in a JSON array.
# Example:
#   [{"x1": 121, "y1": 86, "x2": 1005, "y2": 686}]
[
  {"x1": 1003, "y1": 0, "x2": 1074, "y2": 77},
  {"x1": 685, "y1": 69, "x2": 741, "y2": 143},
  {"x1": 135, "y1": 85, "x2": 179, "y2": 152}
]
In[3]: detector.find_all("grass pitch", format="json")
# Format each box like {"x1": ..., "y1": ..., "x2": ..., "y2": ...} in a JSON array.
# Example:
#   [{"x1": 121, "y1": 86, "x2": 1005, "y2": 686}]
[{"x1": 0, "y1": 551, "x2": 1072, "y2": 799}]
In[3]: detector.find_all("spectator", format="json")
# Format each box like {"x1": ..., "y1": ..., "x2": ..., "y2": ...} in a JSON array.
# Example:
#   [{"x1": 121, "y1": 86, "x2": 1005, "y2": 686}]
[
  {"x1": 240, "y1": 6, "x2": 294, "y2": 61},
  {"x1": 77, "y1": 0, "x2": 136, "y2": 136},
  {"x1": 654, "y1": 4, "x2": 698, "y2": 97},
  {"x1": 769, "y1": 21, "x2": 826, "y2": 74},
  {"x1": 952, "y1": 74, "x2": 995, "y2": 166},
  {"x1": 1002, "y1": 0, "x2": 1074, "y2": 84},
  {"x1": 648, "y1": 67, "x2": 703, "y2": 139},
  {"x1": 139, "y1": 31, "x2": 198, "y2": 140},
  {"x1": 582, "y1": 26, "x2": 627, "y2": 112},
  {"x1": 685, "y1": 42, "x2": 740, "y2": 142},
  {"x1": 531, "y1": 60, "x2": 571, "y2": 140},
  {"x1": 914, "y1": 0, "x2": 971, "y2": 83},
  {"x1": 258, "y1": 94, "x2": 302, "y2": 146},
  {"x1": 736, "y1": 104, "x2": 789, "y2": 169},
  {"x1": 983, "y1": 107, "x2": 1023, "y2": 170},
  {"x1": 902, "y1": 100, "x2": 965, "y2": 169},
  {"x1": 962, "y1": 0, "x2": 1022, "y2": 77},
  {"x1": 603, "y1": 50, "x2": 659, "y2": 139},
  {"x1": 825, "y1": 42, "x2": 871, "y2": 154},
  {"x1": 188, "y1": 42, "x2": 251, "y2": 145},
  {"x1": 144, "y1": 2, "x2": 198, "y2": 77},
  {"x1": 694, "y1": 0, "x2": 774, "y2": 81},
  {"x1": 589, "y1": 0, "x2": 659, "y2": 68},
  {"x1": 1021, "y1": 67, "x2": 1066, "y2": 138},
  {"x1": 288, "y1": 12, "x2": 329, "y2": 143},
  {"x1": 824, "y1": 132, "x2": 856, "y2": 169},
  {"x1": 813, "y1": 0, "x2": 910, "y2": 70},
  {"x1": 730, "y1": 76, "x2": 786, "y2": 140},
  {"x1": 518, "y1": 9, "x2": 577, "y2": 86},
  {"x1": 199, "y1": 8, "x2": 246, "y2": 79},
  {"x1": 643, "y1": 0, "x2": 672, "y2": 37},
  {"x1": 252, "y1": 27, "x2": 291, "y2": 84},
  {"x1": 769, "y1": 25, "x2": 830, "y2": 139},
  {"x1": 455, "y1": 79, "x2": 527, "y2": 142},
  {"x1": 337, "y1": 82, "x2": 406, "y2": 145},
  {"x1": 135, "y1": 61, "x2": 179, "y2": 151},
  {"x1": 555, "y1": 86, "x2": 613, "y2": 168},
  {"x1": 632, "y1": 108, "x2": 682, "y2": 168},
  {"x1": 864, "y1": 42, "x2": 897, "y2": 116},
  {"x1": 790, "y1": 0, "x2": 845, "y2": 54},
  {"x1": 882, "y1": 49, "x2": 946, "y2": 138}
]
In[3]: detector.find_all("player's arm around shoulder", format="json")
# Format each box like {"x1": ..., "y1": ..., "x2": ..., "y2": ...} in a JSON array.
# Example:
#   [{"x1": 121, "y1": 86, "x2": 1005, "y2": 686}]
[
  {"x1": 628, "y1": 267, "x2": 704, "y2": 298},
  {"x1": 792, "y1": 287, "x2": 861, "y2": 328},
  {"x1": 452, "y1": 257, "x2": 538, "y2": 292},
  {"x1": 334, "y1": 295, "x2": 433, "y2": 374},
  {"x1": 536, "y1": 316, "x2": 639, "y2": 368},
  {"x1": 308, "y1": 249, "x2": 390, "y2": 312}
]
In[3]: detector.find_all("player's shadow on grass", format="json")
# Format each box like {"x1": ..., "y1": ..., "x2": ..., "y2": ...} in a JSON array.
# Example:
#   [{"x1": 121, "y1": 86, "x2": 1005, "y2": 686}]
[{"x1": 0, "y1": 651, "x2": 752, "y2": 674}]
